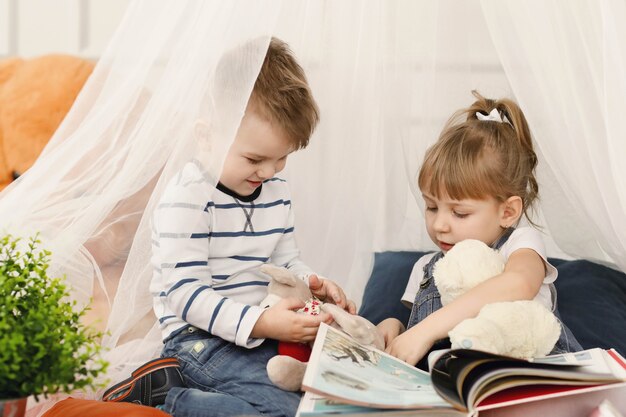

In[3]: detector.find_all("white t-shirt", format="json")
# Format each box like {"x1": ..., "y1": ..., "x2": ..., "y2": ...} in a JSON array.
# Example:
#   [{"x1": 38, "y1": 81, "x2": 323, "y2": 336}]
[{"x1": 401, "y1": 227, "x2": 557, "y2": 311}]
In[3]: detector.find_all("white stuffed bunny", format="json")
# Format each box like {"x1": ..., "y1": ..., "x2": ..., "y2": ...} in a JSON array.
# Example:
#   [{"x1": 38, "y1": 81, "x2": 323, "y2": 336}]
[
  {"x1": 259, "y1": 264, "x2": 384, "y2": 391},
  {"x1": 433, "y1": 239, "x2": 561, "y2": 359}
]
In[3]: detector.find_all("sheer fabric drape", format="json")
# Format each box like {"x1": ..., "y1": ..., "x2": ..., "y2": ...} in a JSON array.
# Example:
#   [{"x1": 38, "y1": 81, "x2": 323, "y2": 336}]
[
  {"x1": 481, "y1": 0, "x2": 626, "y2": 272},
  {"x1": 0, "y1": 1, "x2": 622, "y2": 415},
  {"x1": 2, "y1": 3, "x2": 282, "y2": 414}
]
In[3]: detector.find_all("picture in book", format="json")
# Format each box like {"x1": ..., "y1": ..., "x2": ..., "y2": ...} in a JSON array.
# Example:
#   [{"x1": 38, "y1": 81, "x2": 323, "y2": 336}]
[{"x1": 301, "y1": 323, "x2": 449, "y2": 410}]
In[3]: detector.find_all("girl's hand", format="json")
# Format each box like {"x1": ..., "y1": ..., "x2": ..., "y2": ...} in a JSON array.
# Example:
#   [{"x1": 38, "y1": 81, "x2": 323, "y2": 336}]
[
  {"x1": 376, "y1": 318, "x2": 405, "y2": 348},
  {"x1": 385, "y1": 325, "x2": 435, "y2": 366},
  {"x1": 308, "y1": 274, "x2": 357, "y2": 314},
  {"x1": 251, "y1": 297, "x2": 332, "y2": 342}
]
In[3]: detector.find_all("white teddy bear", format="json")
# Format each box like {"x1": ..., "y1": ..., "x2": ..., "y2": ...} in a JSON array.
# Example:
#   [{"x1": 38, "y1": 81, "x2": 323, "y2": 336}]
[{"x1": 434, "y1": 239, "x2": 561, "y2": 359}]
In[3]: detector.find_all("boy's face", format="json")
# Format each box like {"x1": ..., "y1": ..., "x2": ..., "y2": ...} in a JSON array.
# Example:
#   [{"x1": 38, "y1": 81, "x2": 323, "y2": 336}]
[
  {"x1": 422, "y1": 192, "x2": 507, "y2": 253},
  {"x1": 220, "y1": 109, "x2": 293, "y2": 196}
]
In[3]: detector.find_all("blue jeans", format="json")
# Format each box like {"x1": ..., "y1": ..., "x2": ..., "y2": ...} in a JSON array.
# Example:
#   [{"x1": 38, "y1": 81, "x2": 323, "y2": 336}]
[{"x1": 161, "y1": 326, "x2": 301, "y2": 417}]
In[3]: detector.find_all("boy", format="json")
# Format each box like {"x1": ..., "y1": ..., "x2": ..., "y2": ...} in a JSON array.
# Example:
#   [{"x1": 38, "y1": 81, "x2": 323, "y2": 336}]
[{"x1": 103, "y1": 38, "x2": 354, "y2": 417}]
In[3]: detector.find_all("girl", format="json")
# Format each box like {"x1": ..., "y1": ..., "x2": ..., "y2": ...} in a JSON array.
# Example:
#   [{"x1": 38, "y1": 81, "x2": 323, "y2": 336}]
[{"x1": 378, "y1": 91, "x2": 582, "y2": 367}]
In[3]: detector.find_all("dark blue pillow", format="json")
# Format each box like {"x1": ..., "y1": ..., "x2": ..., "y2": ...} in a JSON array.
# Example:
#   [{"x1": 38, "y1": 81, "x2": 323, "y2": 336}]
[
  {"x1": 358, "y1": 251, "x2": 428, "y2": 325},
  {"x1": 360, "y1": 252, "x2": 626, "y2": 356},
  {"x1": 553, "y1": 260, "x2": 626, "y2": 355}
]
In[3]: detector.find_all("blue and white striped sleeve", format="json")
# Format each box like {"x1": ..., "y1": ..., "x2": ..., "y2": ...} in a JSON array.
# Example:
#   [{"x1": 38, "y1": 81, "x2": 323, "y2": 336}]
[
  {"x1": 154, "y1": 181, "x2": 265, "y2": 348},
  {"x1": 268, "y1": 186, "x2": 315, "y2": 281}
]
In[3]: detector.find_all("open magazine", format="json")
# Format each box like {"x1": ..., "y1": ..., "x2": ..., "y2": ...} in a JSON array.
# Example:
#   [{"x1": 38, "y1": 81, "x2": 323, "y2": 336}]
[{"x1": 299, "y1": 323, "x2": 626, "y2": 417}]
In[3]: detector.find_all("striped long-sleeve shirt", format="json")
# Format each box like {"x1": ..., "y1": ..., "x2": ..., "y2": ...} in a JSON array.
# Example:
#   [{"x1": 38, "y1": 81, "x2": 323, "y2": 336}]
[{"x1": 150, "y1": 161, "x2": 313, "y2": 348}]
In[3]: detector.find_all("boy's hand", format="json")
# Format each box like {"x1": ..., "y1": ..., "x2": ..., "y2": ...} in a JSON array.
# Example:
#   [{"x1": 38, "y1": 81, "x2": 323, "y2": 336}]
[
  {"x1": 251, "y1": 297, "x2": 332, "y2": 343},
  {"x1": 308, "y1": 274, "x2": 357, "y2": 314},
  {"x1": 385, "y1": 325, "x2": 434, "y2": 366},
  {"x1": 376, "y1": 318, "x2": 405, "y2": 348}
]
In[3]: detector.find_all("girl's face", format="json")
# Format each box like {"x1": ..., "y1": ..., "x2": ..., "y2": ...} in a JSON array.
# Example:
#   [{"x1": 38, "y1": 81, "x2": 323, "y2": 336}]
[{"x1": 422, "y1": 192, "x2": 510, "y2": 253}]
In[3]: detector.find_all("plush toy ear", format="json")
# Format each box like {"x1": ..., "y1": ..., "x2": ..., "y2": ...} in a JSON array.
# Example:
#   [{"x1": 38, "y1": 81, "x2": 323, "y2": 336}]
[
  {"x1": 321, "y1": 304, "x2": 385, "y2": 350},
  {"x1": 260, "y1": 264, "x2": 299, "y2": 286},
  {"x1": 499, "y1": 196, "x2": 523, "y2": 228}
]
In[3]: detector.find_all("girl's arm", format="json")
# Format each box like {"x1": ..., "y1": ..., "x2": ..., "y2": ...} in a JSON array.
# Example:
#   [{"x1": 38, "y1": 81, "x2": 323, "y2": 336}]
[
  {"x1": 386, "y1": 248, "x2": 545, "y2": 365},
  {"x1": 377, "y1": 318, "x2": 406, "y2": 347}
]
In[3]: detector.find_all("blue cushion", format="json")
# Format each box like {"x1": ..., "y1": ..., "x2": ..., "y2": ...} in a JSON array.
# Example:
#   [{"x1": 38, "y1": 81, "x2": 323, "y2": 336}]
[
  {"x1": 553, "y1": 260, "x2": 626, "y2": 355},
  {"x1": 359, "y1": 251, "x2": 428, "y2": 326},
  {"x1": 360, "y1": 252, "x2": 626, "y2": 356}
]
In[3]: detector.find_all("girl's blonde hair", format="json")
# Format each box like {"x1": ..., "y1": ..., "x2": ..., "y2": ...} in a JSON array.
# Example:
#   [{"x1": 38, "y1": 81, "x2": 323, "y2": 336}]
[{"x1": 418, "y1": 91, "x2": 539, "y2": 224}]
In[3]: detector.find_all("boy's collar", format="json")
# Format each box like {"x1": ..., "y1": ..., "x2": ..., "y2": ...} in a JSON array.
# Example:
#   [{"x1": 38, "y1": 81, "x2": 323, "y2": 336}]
[{"x1": 216, "y1": 182, "x2": 262, "y2": 202}]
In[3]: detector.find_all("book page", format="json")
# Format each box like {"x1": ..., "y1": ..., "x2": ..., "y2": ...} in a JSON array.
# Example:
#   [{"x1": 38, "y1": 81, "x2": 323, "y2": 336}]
[
  {"x1": 465, "y1": 349, "x2": 626, "y2": 410},
  {"x1": 530, "y1": 348, "x2": 625, "y2": 376},
  {"x1": 301, "y1": 323, "x2": 454, "y2": 410}
]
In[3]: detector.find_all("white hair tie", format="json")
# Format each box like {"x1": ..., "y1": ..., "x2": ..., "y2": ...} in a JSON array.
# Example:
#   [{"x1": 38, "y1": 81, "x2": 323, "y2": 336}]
[{"x1": 476, "y1": 108, "x2": 511, "y2": 125}]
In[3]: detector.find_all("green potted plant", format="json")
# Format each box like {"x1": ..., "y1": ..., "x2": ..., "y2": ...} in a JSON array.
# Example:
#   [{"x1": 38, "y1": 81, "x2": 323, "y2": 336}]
[{"x1": 0, "y1": 234, "x2": 107, "y2": 416}]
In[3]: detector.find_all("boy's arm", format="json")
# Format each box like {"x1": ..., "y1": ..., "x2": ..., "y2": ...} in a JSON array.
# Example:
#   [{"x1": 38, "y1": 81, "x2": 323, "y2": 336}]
[
  {"x1": 268, "y1": 199, "x2": 313, "y2": 278},
  {"x1": 264, "y1": 179, "x2": 319, "y2": 279},
  {"x1": 386, "y1": 248, "x2": 545, "y2": 365},
  {"x1": 267, "y1": 182, "x2": 354, "y2": 311},
  {"x1": 251, "y1": 298, "x2": 331, "y2": 342},
  {"x1": 153, "y1": 180, "x2": 265, "y2": 348},
  {"x1": 269, "y1": 203, "x2": 354, "y2": 310}
]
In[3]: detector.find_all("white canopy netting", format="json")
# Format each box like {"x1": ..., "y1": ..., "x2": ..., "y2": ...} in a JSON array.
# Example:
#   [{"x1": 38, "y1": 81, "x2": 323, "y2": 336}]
[{"x1": 0, "y1": 1, "x2": 623, "y2": 414}]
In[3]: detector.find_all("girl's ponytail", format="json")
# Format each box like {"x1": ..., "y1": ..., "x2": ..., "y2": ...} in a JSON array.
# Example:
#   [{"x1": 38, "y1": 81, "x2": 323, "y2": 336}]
[{"x1": 492, "y1": 95, "x2": 539, "y2": 213}]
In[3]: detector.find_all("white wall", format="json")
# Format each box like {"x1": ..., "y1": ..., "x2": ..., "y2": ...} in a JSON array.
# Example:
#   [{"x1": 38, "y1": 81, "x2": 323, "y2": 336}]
[{"x1": 0, "y1": 0, "x2": 130, "y2": 58}]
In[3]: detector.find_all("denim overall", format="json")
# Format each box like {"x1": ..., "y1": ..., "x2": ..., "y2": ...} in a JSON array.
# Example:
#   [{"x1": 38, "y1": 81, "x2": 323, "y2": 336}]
[{"x1": 407, "y1": 228, "x2": 582, "y2": 368}]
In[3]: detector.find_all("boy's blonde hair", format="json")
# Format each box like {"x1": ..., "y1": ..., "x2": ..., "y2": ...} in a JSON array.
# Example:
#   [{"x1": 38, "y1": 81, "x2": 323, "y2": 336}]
[
  {"x1": 418, "y1": 91, "x2": 539, "y2": 224},
  {"x1": 249, "y1": 37, "x2": 319, "y2": 150}
]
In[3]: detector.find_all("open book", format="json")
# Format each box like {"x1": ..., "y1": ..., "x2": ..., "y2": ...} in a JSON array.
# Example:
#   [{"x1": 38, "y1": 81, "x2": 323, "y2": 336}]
[{"x1": 298, "y1": 323, "x2": 626, "y2": 417}]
